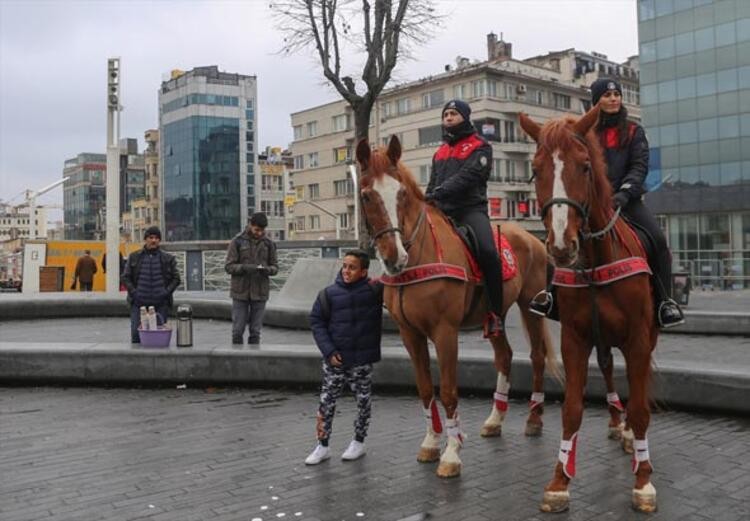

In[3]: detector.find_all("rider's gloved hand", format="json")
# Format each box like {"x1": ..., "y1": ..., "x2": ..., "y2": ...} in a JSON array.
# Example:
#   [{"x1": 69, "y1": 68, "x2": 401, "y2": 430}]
[{"x1": 612, "y1": 191, "x2": 630, "y2": 209}]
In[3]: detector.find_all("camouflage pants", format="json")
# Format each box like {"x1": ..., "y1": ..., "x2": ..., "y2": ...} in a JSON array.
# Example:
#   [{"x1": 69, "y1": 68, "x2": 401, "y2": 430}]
[{"x1": 316, "y1": 362, "x2": 373, "y2": 442}]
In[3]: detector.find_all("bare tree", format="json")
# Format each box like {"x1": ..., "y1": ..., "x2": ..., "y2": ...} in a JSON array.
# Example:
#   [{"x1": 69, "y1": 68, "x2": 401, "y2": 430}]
[{"x1": 270, "y1": 0, "x2": 442, "y2": 141}]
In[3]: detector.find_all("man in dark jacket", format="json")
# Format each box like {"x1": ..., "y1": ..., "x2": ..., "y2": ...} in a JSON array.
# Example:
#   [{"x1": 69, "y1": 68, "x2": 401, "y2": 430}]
[
  {"x1": 72, "y1": 249, "x2": 97, "y2": 291},
  {"x1": 304, "y1": 249, "x2": 383, "y2": 465},
  {"x1": 425, "y1": 99, "x2": 504, "y2": 337},
  {"x1": 224, "y1": 212, "x2": 278, "y2": 345},
  {"x1": 122, "y1": 226, "x2": 181, "y2": 343}
]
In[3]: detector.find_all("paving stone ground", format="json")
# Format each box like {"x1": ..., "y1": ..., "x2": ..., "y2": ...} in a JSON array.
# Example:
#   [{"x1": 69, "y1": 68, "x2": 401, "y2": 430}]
[{"x1": 2, "y1": 386, "x2": 749, "y2": 521}]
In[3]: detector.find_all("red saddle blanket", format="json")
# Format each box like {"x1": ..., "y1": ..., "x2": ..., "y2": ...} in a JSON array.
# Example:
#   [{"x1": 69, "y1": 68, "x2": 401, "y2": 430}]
[
  {"x1": 378, "y1": 228, "x2": 518, "y2": 287},
  {"x1": 462, "y1": 227, "x2": 518, "y2": 283}
]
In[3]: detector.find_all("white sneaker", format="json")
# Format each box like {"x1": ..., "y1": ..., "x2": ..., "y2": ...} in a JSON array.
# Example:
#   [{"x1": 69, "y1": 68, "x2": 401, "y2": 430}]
[
  {"x1": 304, "y1": 444, "x2": 330, "y2": 465},
  {"x1": 341, "y1": 440, "x2": 366, "y2": 461}
]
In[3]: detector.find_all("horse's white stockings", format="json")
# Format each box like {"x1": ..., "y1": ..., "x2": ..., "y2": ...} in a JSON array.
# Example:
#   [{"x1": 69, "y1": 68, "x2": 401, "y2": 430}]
[
  {"x1": 529, "y1": 392, "x2": 545, "y2": 411},
  {"x1": 632, "y1": 437, "x2": 652, "y2": 474},
  {"x1": 558, "y1": 432, "x2": 579, "y2": 479},
  {"x1": 442, "y1": 414, "x2": 464, "y2": 464},
  {"x1": 421, "y1": 398, "x2": 443, "y2": 450}
]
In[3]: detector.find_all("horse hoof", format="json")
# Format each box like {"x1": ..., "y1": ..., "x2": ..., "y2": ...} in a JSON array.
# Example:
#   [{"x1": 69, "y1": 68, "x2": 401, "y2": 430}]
[
  {"x1": 540, "y1": 490, "x2": 570, "y2": 513},
  {"x1": 525, "y1": 422, "x2": 543, "y2": 437},
  {"x1": 608, "y1": 423, "x2": 624, "y2": 440},
  {"x1": 632, "y1": 483, "x2": 657, "y2": 513},
  {"x1": 480, "y1": 423, "x2": 502, "y2": 437},
  {"x1": 417, "y1": 447, "x2": 440, "y2": 463},
  {"x1": 436, "y1": 461, "x2": 461, "y2": 478}
]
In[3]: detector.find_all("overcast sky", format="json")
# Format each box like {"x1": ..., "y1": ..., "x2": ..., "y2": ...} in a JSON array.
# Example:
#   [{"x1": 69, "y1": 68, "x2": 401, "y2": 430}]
[{"x1": 0, "y1": 0, "x2": 637, "y2": 214}]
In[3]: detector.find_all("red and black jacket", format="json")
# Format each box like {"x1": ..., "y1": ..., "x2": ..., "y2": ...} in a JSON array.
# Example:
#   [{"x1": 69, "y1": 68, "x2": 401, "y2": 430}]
[
  {"x1": 425, "y1": 132, "x2": 492, "y2": 214},
  {"x1": 597, "y1": 121, "x2": 649, "y2": 203}
]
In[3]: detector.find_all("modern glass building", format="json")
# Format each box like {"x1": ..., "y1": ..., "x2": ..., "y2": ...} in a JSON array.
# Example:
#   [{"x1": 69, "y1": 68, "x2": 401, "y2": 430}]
[
  {"x1": 159, "y1": 66, "x2": 257, "y2": 241},
  {"x1": 62, "y1": 153, "x2": 106, "y2": 240},
  {"x1": 639, "y1": 0, "x2": 750, "y2": 288}
]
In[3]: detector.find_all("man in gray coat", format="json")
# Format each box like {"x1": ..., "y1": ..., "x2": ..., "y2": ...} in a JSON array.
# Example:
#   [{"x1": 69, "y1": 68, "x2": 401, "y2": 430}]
[{"x1": 225, "y1": 212, "x2": 279, "y2": 345}]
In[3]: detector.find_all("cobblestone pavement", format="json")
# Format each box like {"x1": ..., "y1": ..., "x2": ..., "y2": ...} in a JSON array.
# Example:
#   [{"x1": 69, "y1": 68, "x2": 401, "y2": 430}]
[{"x1": 2, "y1": 387, "x2": 749, "y2": 521}]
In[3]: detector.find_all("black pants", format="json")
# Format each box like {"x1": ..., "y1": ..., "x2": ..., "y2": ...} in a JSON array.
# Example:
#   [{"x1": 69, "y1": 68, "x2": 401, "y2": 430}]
[
  {"x1": 622, "y1": 199, "x2": 672, "y2": 299},
  {"x1": 449, "y1": 208, "x2": 503, "y2": 314}
]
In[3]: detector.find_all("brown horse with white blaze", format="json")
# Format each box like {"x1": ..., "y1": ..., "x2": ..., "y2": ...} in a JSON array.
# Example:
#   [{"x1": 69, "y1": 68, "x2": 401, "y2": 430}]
[
  {"x1": 356, "y1": 136, "x2": 559, "y2": 478},
  {"x1": 520, "y1": 106, "x2": 659, "y2": 513}
]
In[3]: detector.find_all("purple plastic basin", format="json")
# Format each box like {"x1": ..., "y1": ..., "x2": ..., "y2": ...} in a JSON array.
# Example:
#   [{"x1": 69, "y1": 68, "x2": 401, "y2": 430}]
[{"x1": 138, "y1": 327, "x2": 173, "y2": 348}]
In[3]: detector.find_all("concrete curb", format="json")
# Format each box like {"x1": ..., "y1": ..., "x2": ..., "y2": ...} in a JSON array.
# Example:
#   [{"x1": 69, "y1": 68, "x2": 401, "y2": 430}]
[
  {"x1": 1, "y1": 294, "x2": 747, "y2": 335},
  {"x1": 1, "y1": 342, "x2": 748, "y2": 415}
]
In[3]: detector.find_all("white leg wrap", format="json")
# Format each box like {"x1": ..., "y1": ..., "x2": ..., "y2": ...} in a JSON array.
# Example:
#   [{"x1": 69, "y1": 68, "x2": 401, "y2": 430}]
[
  {"x1": 529, "y1": 392, "x2": 545, "y2": 410},
  {"x1": 494, "y1": 374, "x2": 510, "y2": 412},
  {"x1": 558, "y1": 432, "x2": 579, "y2": 479},
  {"x1": 606, "y1": 392, "x2": 625, "y2": 412},
  {"x1": 445, "y1": 415, "x2": 465, "y2": 445},
  {"x1": 632, "y1": 438, "x2": 651, "y2": 474}
]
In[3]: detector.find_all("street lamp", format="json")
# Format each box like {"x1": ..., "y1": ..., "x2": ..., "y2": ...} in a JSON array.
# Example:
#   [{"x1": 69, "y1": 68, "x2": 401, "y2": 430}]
[{"x1": 300, "y1": 200, "x2": 341, "y2": 239}]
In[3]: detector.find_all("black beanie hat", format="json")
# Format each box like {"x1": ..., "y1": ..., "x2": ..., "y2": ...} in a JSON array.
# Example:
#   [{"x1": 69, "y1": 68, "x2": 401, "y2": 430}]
[
  {"x1": 250, "y1": 212, "x2": 268, "y2": 228},
  {"x1": 442, "y1": 99, "x2": 472, "y2": 122},
  {"x1": 144, "y1": 226, "x2": 161, "y2": 240},
  {"x1": 590, "y1": 78, "x2": 623, "y2": 105}
]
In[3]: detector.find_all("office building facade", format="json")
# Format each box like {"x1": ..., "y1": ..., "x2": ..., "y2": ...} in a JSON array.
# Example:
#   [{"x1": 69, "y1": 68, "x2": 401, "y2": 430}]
[
  {"x1": 159, "y1": 66, "x2": 257, "y2": 241},
  {"x1": 288, "y1": 34, "x2": 640, "y2": 240},
  {"x1": 638, "y1": 0, "x2": 750, "y2": 288},
  {"x1": 63, "y1": 153, "x2": 107, "y2": 240}
]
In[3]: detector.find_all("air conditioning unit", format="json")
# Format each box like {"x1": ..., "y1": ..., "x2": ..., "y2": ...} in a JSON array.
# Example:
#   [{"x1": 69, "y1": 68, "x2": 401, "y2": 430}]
[{"x1": 517, "y1": 84, "x2": 527, "y2": 94}]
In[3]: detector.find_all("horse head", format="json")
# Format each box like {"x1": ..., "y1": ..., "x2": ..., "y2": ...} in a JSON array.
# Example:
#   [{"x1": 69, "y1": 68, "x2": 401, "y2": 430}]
[
  {"x1": 519, "y1": 106, "x2": 610, "y2": 267},
  {"x1": 356, "y1": 135, "x2": 412, "y2": 275}
]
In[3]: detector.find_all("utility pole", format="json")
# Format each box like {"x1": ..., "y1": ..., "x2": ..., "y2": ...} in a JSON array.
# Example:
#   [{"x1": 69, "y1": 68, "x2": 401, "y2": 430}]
[{"x1": 106, "y1": 58, "x2": 121, "y2": 295}]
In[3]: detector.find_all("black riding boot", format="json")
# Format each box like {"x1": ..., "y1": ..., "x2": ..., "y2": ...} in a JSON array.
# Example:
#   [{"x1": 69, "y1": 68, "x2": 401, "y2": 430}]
[{"x1": 652, "y1": 250, "x2": 684, "y2": 328}]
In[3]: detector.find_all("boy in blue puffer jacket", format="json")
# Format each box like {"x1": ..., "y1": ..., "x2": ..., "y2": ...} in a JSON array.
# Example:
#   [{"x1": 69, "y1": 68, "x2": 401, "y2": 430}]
[{"x1": 304, "y1": 249, "x2": 384, "y2": 465}]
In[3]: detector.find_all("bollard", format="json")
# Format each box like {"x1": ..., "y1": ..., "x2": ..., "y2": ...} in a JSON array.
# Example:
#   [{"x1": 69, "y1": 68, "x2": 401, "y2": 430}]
[{"x1": 176, "y1": 304, "x2": 193, "y2": 347}]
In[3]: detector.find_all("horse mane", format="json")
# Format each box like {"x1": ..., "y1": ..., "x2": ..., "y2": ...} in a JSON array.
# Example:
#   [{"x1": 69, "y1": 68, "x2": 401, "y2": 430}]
[
  {"x1": 367, "y1": 146, "x2": 425, "y2": 202},
  {"x1": 540, "y1": 118, "x2": 613, "y2": 226}
]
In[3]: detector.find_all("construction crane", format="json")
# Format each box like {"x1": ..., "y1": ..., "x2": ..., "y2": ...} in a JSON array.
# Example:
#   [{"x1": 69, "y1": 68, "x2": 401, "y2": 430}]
[{"x1": 16, "y1": 177, "x2": 70, "y2": 240}]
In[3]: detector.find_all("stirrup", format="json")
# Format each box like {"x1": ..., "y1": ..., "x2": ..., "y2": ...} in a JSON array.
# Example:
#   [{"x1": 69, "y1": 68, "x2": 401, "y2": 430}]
[
  {"x1": 529, "y1": 290, "x2": 553, "y2": 317},
  {"x1": 658, "y1": 299, "x2": 685, "y2": 329}
]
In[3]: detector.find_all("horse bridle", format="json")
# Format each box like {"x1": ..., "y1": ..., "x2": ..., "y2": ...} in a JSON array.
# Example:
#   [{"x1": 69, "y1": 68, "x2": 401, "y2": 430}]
[
  {"x1": 361, "y1": 165, "x2": 426, "y2": 251},
  {"x1": 537, "y1": 131, "x2": 621, "y2": 242}
]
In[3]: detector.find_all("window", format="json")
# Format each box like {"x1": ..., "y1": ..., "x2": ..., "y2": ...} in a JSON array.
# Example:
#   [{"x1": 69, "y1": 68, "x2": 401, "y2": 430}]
[
  {"x1": 308, "y1": 152, "x2": 319, "y2": 168},
  {"x1": 338, "y1": 212, "x2": 350, "y2": 229},
  {"x1": 262, "y1": 175, "x2": 283, "y2": 191},
  {"x1": 293, "y1": 155, "x2": 304, "y2": 170},
  {"x1": 487, "y1": 80, "x2": 497, "y2": 97},
  {"x1": 453, "y1": 84, "x2": 466, "y2": 99},
  {"x1": 306, "y1": 121, "x2": 318, "y2": 137},
  {"x1": 295, "y1": 216, "x2": 305, "y2": 231},
  {"x1": 293, "y1": 125, "x2": 303, "y2": 140},
  {"x1": 503, "y1": 120, "x2": 516, "y2": 142},
  {"x1": 471, "y1": 80, "x2": 485, "y2": 98},
  {"x1": 334, "y1": 179, "x2": 353, "y2": 196},
  {"x1": 491, "y1": 159, "x2": 502, "y2": 182},
  {"x1": 333, "y1": 146, "x2": 351, "y2": 164},
  {"x1": 381, "y1": 102, "x2": 392, "y2": 118},
  {"x1": 505, "y1": 159, "x2": 516, "y2": 182},
  {"x1": 308, "y1": 183, "x2": 320, "y2": 199},
  {"x1": 397, "y1": 97, "x2": 411, "y2": 115},
  {"x1": 382, "y1": 133, "x2": 404, "y2": 147},
  {"x1": 418, "y1": 125, "x2": 443, "y2": 146},
  {"x1": 295, "y1": 186, "x2": 305, "y2": 200},
  {"x1": 421, "y1": 89, "x2": 444, "y2": 108},
  {"x1": 419, "y1": 165, "x2": 430, "y2": 184},
  {"x1": 553, "y1": 93, "x2": 571, "y2": 110},
  {"x1": 333, "y1": 114, "x2": 349, "y2": 132},
  {"x1": 309, "y1": 215, "x2": 320, "y2": 229}
]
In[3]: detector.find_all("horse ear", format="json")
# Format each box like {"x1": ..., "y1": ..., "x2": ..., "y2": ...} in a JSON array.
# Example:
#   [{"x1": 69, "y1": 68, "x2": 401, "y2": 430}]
[
  {"x1": 387, "y1": 134, "x2": 402, "y2": 165},
  {"x1": 356, "y1": 139, "x2": 371, "y2": 169},
  {"x1": 519, "y1": 113, "x2": 541, "y2": 142},
  {"x1": 573, "y1": 104, "x2": 601, "y2": 137}
]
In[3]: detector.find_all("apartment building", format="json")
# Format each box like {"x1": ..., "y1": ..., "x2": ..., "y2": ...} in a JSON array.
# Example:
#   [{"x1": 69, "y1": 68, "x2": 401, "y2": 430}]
[{"x1": 288, "y1": 33, "x2": 640, "y2": 240}]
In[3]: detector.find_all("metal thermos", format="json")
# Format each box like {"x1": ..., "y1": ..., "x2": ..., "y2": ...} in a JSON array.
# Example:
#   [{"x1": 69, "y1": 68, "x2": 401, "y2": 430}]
[{"x1": 176, "y1": 304, "x2": 193, "y2": 347}]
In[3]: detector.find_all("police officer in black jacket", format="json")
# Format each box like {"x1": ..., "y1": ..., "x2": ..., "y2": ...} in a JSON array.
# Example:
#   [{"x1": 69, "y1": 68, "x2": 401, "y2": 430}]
[
  {"x1": 530, "y1": 79, "x2": 684, "y2": 328},
  {"x1": 425, "y1": 99, "x2": 504, "y2": 337}
]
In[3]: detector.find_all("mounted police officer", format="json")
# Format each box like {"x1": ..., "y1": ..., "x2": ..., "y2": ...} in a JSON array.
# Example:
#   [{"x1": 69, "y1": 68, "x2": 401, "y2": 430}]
[
  {"x1": 530, "y1": 79, "x2": 684, "y2": 328},
  {"x1": 425, "y1": 99, "x2": 504, "y2": 337}
]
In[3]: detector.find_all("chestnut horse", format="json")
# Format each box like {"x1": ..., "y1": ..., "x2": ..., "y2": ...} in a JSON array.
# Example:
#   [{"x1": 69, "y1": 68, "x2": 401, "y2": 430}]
[
  {"x1": 356, "y1": 136, "x2": 559, "y2": 478},
  {"x1": 520, "y1": 106, "x2": 659, "y2": 513}
]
